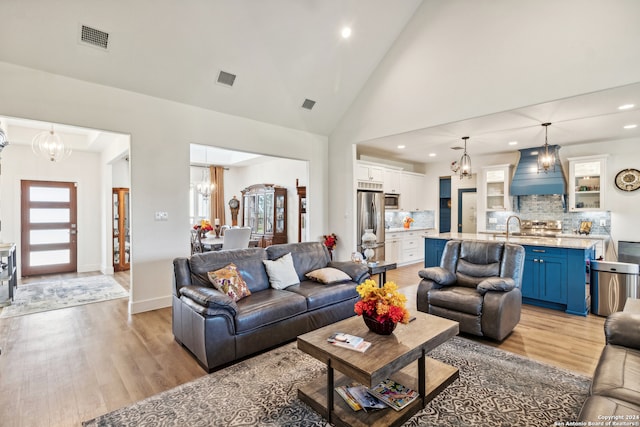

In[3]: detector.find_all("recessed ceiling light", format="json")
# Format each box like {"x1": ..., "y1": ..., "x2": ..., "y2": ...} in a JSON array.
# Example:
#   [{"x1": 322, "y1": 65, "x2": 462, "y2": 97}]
[
  {"x1": 341, "y1": 27, "x2": 352, "y2": 39},
  {"x1": 397, "y1": 145, "x2": 406, "y2": 149},
  {"x1": 618, "y1": 104, "x2": 635, "y2": 110},
  {"x1": 508, "y1": 141, "x2": 518, "y2": 146},
  {"x1": 624, "y1": 124, "x2": 638, "y2": 129},
  {"x1": 428, "y1": 153, "x2": 436, "y2": 157}
]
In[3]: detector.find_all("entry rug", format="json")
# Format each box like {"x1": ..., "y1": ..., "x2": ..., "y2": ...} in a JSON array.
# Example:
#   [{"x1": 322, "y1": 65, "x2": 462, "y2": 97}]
[
  {"x1": 0, "y1": 275, "x2": 128, "y2": 318},
  {"x1": 83, "y1": 336, "x2": 590, "y2": 427}
]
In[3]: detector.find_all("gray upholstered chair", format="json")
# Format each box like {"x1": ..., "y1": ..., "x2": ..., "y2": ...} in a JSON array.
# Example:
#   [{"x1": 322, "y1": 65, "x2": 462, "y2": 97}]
[{"x1": 417, "y1": 240, "x2": 525, "y2": 341}]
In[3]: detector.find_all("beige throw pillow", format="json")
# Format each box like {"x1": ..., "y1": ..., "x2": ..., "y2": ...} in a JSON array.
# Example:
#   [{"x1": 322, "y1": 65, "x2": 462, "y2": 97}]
[
  {"x1": 305, "y1": 267, "x2": 351, "y2": 284},
  {"x1": 263, "y1": 252, "x2": 300, "y2": 290}
]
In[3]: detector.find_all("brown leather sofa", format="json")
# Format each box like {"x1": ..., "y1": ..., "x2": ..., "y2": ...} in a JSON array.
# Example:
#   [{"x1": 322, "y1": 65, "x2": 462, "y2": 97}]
[
  {"x1": 172, "y1": 242, "x2": 369, "y2": 372},
  {"x1": 416, "y1": 240, "x2": 525, "y2": 341},
  {"x1": 578, "y1": 309, "x2": 640, "y2": 420}
]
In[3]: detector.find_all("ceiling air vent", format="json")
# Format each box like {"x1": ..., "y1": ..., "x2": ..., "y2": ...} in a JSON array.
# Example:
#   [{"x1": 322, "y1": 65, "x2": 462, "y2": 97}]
[
  {"x1": 450, "y1": 146, "x2": 464, "y2": 150},
  {"x1": 302, "y1": 99, "x2": 316, "y2": 110},
  {"x1": 80, "y1": 25, "x2": 109, "y2": 50},
  {"x1": 217, "y1": 70, "x2": 237, "y2": 87}
]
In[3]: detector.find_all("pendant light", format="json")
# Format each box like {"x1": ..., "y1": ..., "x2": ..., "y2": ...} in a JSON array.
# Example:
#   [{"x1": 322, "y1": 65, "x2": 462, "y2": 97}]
[
  {"x1": 196, "y1": 168, "x2": 215, "y2": 200},
  {"x1": 537, "y1": 122, "x2": 556, "y2": 173},
  {"x1": 32, "y1": 125, "x2": 71, "y2": 162},
  {"x1": 459, "y1": 136, "x2": 472, "y2": 179}
]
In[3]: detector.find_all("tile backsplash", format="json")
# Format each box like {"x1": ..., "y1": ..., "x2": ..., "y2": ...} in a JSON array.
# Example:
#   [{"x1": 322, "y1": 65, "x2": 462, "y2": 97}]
[
  {"x1": 385, "y1": 210, "x2": 435, "y2": 229},
  {"x1": 486, "y1": 195, "x2": 611, "y2": 235}
]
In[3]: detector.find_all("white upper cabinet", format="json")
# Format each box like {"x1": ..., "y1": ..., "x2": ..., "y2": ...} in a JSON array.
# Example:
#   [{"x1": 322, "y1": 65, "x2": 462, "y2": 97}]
[
  {"x1": 383, "y1": 169, "x2": 402, "y2": 194},
  {"x1": 356, "y1": 162, "x2": 384, "y2": 191},
  {"x1": 568, "y1": 155, "x2": 607, "y2": 212},
  {"x1": 400, "y1": 172, "x2": 427, "y2": 211},
  {"x1": 477, "y1": 164, "x2": 512, "y2": 232},
  {"x1": 481, "y1": 164, "x2": 512, "y2": 211}
]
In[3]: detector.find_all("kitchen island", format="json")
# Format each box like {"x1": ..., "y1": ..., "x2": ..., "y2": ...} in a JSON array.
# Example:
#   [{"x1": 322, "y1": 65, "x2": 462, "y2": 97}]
[{"x1": 423, "y1": 232, "x2": 598, "y2": 316}]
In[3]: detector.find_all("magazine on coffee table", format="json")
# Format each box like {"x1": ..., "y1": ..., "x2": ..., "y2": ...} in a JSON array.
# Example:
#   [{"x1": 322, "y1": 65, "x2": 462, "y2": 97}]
[
  {"x1": 335, "y1": 385, "x2": 362, "y2": 411},
  {"x1": 367, "y1": 378, "x2": 419, "y2": 411},
  {"x1": 346, "y1": 385, "x2": 387, "y2": 412},
  {"x1": 327, "y1": 332, "x2": 371, "y2": 353}
]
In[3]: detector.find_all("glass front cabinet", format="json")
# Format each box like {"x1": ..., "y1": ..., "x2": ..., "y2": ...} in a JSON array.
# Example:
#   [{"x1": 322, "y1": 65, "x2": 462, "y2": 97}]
[
  {"x1": 242, "y1": 184, "x2": 287, "y2": 247},
  {"x1": 568, "y1": 155, "x2": 607, "y2": 212},
  {"x1": 482, "y1": 164, "x2": 512, "y2": 211},
  {"x1": 112, "y1": 187, "x2": 130, "y2": 272}
]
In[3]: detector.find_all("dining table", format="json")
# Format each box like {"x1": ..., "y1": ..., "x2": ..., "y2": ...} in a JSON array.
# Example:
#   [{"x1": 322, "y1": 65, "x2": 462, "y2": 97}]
[{"x1": 199, "y1": 235, "x2": 260, "y2": 251}]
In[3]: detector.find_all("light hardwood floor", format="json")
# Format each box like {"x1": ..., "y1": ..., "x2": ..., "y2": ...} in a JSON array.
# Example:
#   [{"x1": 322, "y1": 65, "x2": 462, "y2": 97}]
[{"x1": 0, "y1": 265, "x2": 606, "y2": 427}]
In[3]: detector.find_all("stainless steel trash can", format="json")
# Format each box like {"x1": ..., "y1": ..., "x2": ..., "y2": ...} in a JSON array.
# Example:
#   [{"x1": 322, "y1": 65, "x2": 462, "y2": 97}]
[{"x1": 591, "y1": 260, "x2": 639, "y2": 316}]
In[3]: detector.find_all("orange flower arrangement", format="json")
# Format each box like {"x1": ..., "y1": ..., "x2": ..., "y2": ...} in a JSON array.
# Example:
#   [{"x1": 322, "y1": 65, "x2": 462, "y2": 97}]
[
  {"x1": 193, "y1": 219, "x2": 213, "y2": 236},
  {"x1": 354, "y1": 279, "x2": 410, "y2": 324},
  {"x1": 403, "y1": 216, "x2": 415, "y2": 228}
]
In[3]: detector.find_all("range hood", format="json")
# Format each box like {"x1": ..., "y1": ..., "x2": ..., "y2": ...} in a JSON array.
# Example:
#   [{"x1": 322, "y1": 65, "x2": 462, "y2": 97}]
[{"x1": 510, "y1": 146, "x2": 566, "y2": 196}]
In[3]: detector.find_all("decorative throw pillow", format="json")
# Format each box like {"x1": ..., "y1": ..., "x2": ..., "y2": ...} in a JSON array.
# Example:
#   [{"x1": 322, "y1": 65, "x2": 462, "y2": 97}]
[
  {"x1": 207, "y1": 263, "x2": 251, "y2": 302},
  {"x1": 305, "y1": 267, "x2": 351, "y2": 284},
  {"x1": 262, "y1": 252, "x2": 300, "y2": 290}
]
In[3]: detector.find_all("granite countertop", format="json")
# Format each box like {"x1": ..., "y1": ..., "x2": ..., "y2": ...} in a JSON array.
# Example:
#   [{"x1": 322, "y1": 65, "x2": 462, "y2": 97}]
[{"x1": 423, "y1": 232, "x2": 600, "y2": 250}]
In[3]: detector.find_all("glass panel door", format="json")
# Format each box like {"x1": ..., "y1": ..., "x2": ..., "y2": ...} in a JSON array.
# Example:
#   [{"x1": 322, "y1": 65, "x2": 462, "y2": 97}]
[
  {"x1": 21, "y1": 180, "x2": 77, "y2": 276},
  {"x1": 264, "y1": 192, "x2": 274, "y2": 233},
  {"x1": 256, "y1": 194, "x2": 265, "y2": 234}
]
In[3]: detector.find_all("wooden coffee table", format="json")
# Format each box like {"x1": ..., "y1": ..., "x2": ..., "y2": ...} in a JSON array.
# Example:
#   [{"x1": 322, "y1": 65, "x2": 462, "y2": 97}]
[{"x1": 297, "y1": 311, "x2": 459, "y2": 427}]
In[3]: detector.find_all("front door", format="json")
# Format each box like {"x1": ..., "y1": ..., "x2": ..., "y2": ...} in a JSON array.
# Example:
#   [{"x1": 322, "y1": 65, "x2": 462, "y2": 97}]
[{"x1": 20, "y1": 180, "x2": 78, "y2": 276}]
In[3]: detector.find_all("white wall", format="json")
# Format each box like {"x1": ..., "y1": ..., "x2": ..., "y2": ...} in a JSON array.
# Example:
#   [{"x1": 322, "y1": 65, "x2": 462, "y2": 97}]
[
  {"x1": 224, "y1": 157, "x2": 308, "y2": 243},
  {"x1": 329, "y1": 0, "x2": 640, "y2": 261},
  {"x1": 1, "y1": 144, "x2": 102, "y2": 276},
  {"x1": 0, "y1": 60, "x2": 328, "y2": 314}
]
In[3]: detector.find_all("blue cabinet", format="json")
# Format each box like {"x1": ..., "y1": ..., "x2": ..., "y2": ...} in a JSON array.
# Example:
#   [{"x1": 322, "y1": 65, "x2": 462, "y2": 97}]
[
  {"x1": 521, "y1": 244, "x2": 593, "y2": 316},
  {"x1": 424, "y1": 238, "x2": 448, "y2": 268},
  {"x1": 521, "y1": 246, "x2": 568, "y2": 305}
]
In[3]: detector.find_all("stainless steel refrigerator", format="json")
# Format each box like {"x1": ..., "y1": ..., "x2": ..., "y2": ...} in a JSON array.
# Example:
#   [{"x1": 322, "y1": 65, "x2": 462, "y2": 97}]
[{"x1": 357, "y1": 190, "x2": 385, "y2": 261}]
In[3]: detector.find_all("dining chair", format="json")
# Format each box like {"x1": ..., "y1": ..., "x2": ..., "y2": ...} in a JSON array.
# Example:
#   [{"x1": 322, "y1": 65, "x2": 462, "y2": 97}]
[
  {"x1": 190, "y1": 229, "x2": 203, "y2": 254},
  {"x1": 222, "y1": 227, "x2": 251, "y2": 250}
]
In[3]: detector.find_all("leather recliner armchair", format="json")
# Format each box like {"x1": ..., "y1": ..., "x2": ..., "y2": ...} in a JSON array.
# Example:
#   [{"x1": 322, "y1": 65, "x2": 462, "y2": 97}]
[{"x1": 417, "y1": 240, "x2": 525, "y2": 341}]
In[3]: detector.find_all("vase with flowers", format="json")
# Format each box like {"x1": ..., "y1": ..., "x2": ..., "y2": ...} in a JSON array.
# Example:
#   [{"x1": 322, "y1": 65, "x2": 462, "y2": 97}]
[
  {"x1": 403, "y1": 216, "x2": 415, "y2": 229},
  {"x1": 323, "y1": 233, "x2": 337, "y2": 260},
  {"x1": 193, "y1": 219, "x2": 213, "y2": 239},
  {"x1": 354, "y1": 279, "x2": 410, "y2": 335}
]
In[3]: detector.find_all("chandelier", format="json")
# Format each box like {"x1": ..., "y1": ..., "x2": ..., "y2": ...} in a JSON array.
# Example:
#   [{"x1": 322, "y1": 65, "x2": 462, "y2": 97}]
[
  {"x1": 32, "y1": 125, "x2": 71, "y2": 162},
  {"x1": 459, "y1": 136, "x2": 472, "y2": 179},
  {"x1": 196, "y1": 169, "x2": 215, "y2": 200},
  {"x1": 537, "y1": 122, "x2": 556, "y2": 173}
]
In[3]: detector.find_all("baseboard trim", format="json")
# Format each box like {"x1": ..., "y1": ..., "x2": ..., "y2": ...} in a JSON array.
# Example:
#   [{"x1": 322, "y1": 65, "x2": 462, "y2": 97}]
[{"x1": 129, "y1": 294, "x2": 172, "y2": 314}]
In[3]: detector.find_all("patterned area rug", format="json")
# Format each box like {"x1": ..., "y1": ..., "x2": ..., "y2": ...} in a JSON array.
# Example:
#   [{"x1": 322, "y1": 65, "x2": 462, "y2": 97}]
[
  {"x1": 0, "y1": 275, "x2": 129, "y2": 318},
  {"x1": 83, "y1": 336, "x2": 590, "y2": 427}
]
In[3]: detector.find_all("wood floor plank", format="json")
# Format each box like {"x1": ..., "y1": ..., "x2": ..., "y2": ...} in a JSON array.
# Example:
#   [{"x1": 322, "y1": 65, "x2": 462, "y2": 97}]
[{"x1": 0, "y1": 265, "x2": 607, "y2": 426}]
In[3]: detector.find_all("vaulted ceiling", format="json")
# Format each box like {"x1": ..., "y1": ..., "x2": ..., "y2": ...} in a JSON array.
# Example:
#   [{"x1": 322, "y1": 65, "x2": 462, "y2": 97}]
[
  {"x1": 0, "y1": 0, "x2": 422, "y2": 136},
  {"x1": 1, "y1": 1, "x2": 638, "y2": 165}
]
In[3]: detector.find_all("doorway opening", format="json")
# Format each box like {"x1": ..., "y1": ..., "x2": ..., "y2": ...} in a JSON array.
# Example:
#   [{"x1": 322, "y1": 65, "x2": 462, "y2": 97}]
[{"x1": 457, "y1": 188, "x2": 477, "y2": 233}]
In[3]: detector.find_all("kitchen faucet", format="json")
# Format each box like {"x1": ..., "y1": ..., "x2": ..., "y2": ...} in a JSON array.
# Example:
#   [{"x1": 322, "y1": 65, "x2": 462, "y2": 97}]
[{"x1": 506, "y1": 215, "x2": 522, "y2": 240}]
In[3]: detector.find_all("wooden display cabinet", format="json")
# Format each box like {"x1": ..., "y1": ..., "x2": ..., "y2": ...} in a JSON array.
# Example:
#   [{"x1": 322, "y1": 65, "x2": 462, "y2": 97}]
[
  {"x1": 296, "y1": 179, "x2": 306, "y2": 242},
  {"x1": 242, "y1": 184, "x2": 287, "y2": 247},
  {"x1": 112, "y1": 187, "x2": 130, "y2": 271}
]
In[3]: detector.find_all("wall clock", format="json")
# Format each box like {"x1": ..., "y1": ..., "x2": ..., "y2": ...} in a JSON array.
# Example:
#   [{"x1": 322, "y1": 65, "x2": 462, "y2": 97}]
[{"x1": 614, "y1": 168, "x2": 640, "y2": 192}]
